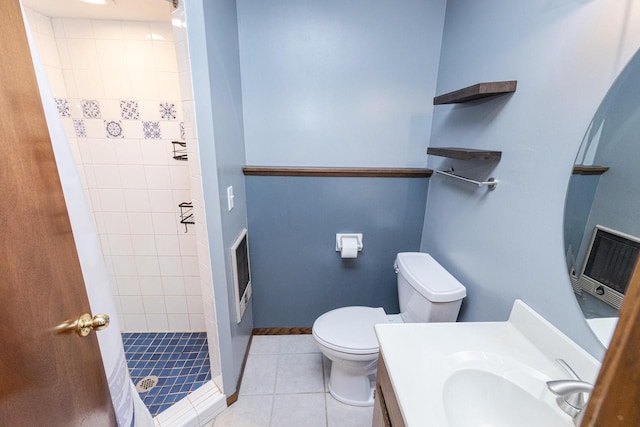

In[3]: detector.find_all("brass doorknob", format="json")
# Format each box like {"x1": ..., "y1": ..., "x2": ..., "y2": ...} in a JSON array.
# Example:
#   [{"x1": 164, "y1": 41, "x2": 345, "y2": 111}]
[{"x1": 75, "y1": 313, "x2": 110, "y2": 337}]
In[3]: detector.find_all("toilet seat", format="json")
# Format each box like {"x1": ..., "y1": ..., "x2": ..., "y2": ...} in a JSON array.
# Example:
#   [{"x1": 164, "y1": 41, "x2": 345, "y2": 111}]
[{"x1": 312, "y1": 306, "x2": 388, "y2": 355}]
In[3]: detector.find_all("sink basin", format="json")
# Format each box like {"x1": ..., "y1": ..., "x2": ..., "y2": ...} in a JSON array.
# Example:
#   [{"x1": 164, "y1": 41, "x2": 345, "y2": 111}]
[
  {"x1": 374, "y1": 300, "x2": 601, "y2": 426},
  {"x1": 443, "y1": 369, "x2": 571, "y2": 427}
]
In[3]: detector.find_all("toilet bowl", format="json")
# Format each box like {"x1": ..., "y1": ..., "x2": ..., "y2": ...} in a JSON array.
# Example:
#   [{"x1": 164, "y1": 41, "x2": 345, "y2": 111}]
[{"x1": 312, "y1": 252, "x2": 466, "y2": 406}]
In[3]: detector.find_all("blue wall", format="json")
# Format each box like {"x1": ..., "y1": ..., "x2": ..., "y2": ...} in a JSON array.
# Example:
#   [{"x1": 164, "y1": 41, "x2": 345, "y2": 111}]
[
  {"x1": 421, "y1": 0, "x2": 640, "y2": 359},
  {"x1": 187, "y1": 0, "x2": 252, "y2": 396},
  {"x1": 246, "y1": 176, "x2": 428, "y2": 327},
  {"x1": 236, "y1": 0, "x2": 447, "y2": 167}
]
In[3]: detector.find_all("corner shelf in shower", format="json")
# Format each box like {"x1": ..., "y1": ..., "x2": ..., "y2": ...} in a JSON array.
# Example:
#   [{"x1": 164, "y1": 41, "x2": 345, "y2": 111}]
[
  {"x1": 179, "y1": 202, "x2": 194, "y2": 233},
  {"x1": 172, "y1": 141, "x2": 188, "y2": 161},
  {"x1": 433, "y1": 80, "x2": 517, "y2": 105}
]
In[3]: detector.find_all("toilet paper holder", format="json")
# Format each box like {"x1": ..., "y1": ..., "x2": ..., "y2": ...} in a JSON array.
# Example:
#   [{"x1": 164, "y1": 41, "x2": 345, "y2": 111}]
[{"x1": 335, "y1": 233, "x2": 363, "y2": 252}]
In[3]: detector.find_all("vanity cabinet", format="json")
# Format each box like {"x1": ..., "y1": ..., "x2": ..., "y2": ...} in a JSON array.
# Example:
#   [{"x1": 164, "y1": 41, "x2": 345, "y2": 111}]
[{"x1": 372, "y1": 354, "x2": 405, "y2": 427}]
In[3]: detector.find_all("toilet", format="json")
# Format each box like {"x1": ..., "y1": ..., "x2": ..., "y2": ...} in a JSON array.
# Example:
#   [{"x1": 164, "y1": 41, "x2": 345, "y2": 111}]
[{"x1": 312, "y1": 252, "x2": 466, "y2": 406}]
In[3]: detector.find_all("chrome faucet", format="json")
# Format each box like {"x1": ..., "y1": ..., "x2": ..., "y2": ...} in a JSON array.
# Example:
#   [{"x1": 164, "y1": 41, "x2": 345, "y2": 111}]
[{"x1": 546, "y1": 359, "x2": 593, "y2": 426}]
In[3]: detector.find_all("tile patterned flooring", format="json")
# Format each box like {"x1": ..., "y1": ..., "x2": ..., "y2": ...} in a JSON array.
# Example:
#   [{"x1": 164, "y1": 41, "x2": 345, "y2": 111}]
[
  {"x1": 122, "y1": 332, "x2": 212, "y2": 417},
  {"x1": 211, "y1": 335, "x2": 373, "y2": 427}
]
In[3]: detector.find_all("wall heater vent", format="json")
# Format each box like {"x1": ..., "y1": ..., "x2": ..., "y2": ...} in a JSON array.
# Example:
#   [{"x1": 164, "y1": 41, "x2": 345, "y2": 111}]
[{"x1": 232, "y1": 228, "x2": 252, "y2": 323}]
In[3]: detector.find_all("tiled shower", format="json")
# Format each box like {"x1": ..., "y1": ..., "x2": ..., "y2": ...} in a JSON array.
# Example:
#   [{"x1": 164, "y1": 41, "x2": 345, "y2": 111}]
[
  {"x1": 27, "y1": 9, "x2": 202, "y2": 332},
  {"x1": 25, "y1": 5, "x2": 221, "y2": 416}
]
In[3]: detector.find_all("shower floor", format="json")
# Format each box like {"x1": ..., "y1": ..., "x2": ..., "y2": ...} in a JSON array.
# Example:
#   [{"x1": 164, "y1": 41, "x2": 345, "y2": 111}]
[{"x1": 122, "y1": 332, "x2": 212, "y2": 417}]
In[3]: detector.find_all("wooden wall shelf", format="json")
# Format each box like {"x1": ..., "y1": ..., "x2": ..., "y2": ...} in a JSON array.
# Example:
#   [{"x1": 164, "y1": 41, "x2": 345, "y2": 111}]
[
  {"x1": 434, "y1": 81, "x2": 517, "y2": 105},
  {"x1": 242, "y1": 166, "x2": 433, "y2": 178},
  {"x1": 427, "y1": 147, "x2": 502, "y2": 161},
  {"x1": 572, "y1": 165, "x2": 609, "y2": 176}
]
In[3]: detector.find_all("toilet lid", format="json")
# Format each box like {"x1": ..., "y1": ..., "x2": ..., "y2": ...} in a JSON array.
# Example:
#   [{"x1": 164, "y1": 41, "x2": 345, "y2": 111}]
[{"x1": 312, "y1": 306, "x2": 388, "y2": 354}]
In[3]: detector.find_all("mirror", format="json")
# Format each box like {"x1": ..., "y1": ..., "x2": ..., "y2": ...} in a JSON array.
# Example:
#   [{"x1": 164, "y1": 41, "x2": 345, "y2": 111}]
[{"x1": 563, "y1": 48, "x2": 640, "y2": 347}]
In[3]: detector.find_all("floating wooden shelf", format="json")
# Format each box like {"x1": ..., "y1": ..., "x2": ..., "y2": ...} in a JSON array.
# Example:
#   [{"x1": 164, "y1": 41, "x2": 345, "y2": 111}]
[
  {"x1": 242, "y1": 166, "x2": 433, "y2": 178},
  {"x1": 572, "y1": 165, "x2": 609, "y2": 176},
  {"x1": 434, "y1": 81, "x2": 517, "y2": 105},
  {"x1": 427, "y1": 147, "x2": 502, "y2": 161}
]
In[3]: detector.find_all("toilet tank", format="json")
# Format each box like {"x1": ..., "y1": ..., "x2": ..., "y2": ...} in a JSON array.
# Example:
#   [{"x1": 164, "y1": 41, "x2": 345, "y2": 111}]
[{"x1": 394, "y1": 252, "x2": 466, "y2": 323}]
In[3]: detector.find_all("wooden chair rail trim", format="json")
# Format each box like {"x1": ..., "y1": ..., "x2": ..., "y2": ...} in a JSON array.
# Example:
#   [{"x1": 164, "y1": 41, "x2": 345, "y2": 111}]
[{"x1": 242, "y1": 166, "x2": 433, "y2": 178}]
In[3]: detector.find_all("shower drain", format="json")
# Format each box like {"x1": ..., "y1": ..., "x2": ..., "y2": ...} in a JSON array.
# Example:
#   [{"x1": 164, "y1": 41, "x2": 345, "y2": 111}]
[{"x1": 136, "y1": 375, "x2": 159, "y2": 393}]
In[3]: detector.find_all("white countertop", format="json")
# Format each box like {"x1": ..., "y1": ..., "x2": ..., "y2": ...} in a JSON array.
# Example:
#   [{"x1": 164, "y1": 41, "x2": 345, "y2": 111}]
[{"x1": 375, "y1": 300, "x2": 600, "y2": 426}]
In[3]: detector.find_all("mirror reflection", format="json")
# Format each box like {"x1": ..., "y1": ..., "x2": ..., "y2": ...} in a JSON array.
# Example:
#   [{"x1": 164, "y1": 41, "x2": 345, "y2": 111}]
[{"x1": 564, "y1": 48, "x2": 640, "y2": 346}]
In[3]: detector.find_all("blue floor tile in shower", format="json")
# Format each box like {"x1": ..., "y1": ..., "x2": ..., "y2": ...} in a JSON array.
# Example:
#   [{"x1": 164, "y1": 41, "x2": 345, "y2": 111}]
[{"x1": 122, "y1": 331, "x2": 212, "y2": 417}]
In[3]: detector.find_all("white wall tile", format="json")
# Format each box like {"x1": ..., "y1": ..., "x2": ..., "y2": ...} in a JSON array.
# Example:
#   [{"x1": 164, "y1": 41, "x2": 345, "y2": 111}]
[
  {"x1": 143, "y1": 295, "x2": 166, "y2": 314},
  {"x1": 98, "y1": 189, "x2": 126, "y2": 211},
  {"x1": 95, "y1": 39, "x2": 126, "y2": 70},
  {"x1": 112, "y1": 255, "x2": 138, "y2": 276},
  {"x1": 181, "y1": 256, "x2": 199, "y2": 276},
  {"x1": 35, "y1": 11, "x2": 55, "y2": 36},
  {"x1": 66, "y1": 38, "x2": 99, "y2": 69},
  {"x1": 184, "y1": 277, "x2": 201, "y2": 296},
  {"x1": 51, "y1": 18, "x2": 66, "y2": 38},
  {"x1": 103, "y1": 212, "x2": 130, "y2": 234},
  {"x1": 45, "y1": 67, "x2": 67, "y2": 97},
  {"x1": 123, "y1": 189, "x2": 151, "y2": 212},
  {"x1": 103, "y1": 69, "x2": 133, "y2": 99},
  {"x1": 108, "y1": 234, "x2": 134, "y2": 255},
  {"x1": 120, "y1": 121, "x2": 144, "y2": 139},
  {"x1": 155, "y1": 235, "x2": 181, "y2": 256},
  {"x1": 63, "y1": 18, "x2": 94, "y2": 39},
  {"x1": 189, "y1": 314, "x2": 206, "y2": 330},
  {"x1": 158, "y1": 256, "x2": 183, "y2": 276},
  {"x1": 91, "y1": 20, "x2": 122, "y2": 40},
  {"x1": 140, "y1": 140, "x2": 170, "y2": 165},
  {"x1": 74, "y1": 69, "x2": 104, "y2": 99},
  {"x1": 169, "y1": 164, "x2": 190, "y2": 189},
  {"x1": 89, "y1": 140, "x2": 118, "y2": 164},
  {"x1": 93, "y1": 164, "x2": 122, "y2": 188},
  {"x1": 116, "y1": 276, "x2": 141, "y2": 295},
  {"x1": 157, "y1": 71, "x2": 181, "y2": 99},
  {"x1": 131, "y1": 235, "x2": 157, "y2": 256},
  {"x1": 162, "y1": 276, "x2": 185, "y2": 295},
  {"x1": 153, "y1": 41, "x2": 178, "y2": 72},
  {"x1": 120, "y1": 295, "x2": 145, "y2": 313},
  {"x1": 136, "y1": 255, "x2": 161, "y2": 276},
  {"x1": 144, "y1": 165, "x2": 172, "y2": 189},
  {"x1": 100, "y1": 99, "x2": 121, "y2": 119},
  {"x1": 114, "y1": 140, "x2": 143, "y2": 164},
  {"x1": 186, "y1": 296, "x2": 204, "y2": 314},
  {"x1": 148, "y1": 189, "x2": 174, "y2": 212},
  {"x1": 130, "y1": 70, "x2": 159, "y2": 100},
  {"x1": 149, "y1": 22, "x2": 174, "y2": 43},
  {"x1": 124, "y1": 41, "x2": 154, "y2": 71},
  {"x1": 160, "y1": 120, "x2": 186, "y2": 140},
  {"x1": 38, "y1": 35, "x2": 61, "y2": 68},
  {"x1": 139, "y1": 276, "x2": 164, "y2": 295},
  {"x1": 152, "y1": 212, "x2": 179, "y2": 235},
  {"x1": 120, "y1": 21, "x2": 151, "y2": 40},
  {"x1": 145, "y1": 314, "x2": 169, "y2": 330},
  {"x1": 127, "y1": 213, "x2": 155, "y2": 234},
  {"x1": 165, "y1": 296, "x2": 187, "y2": 313},
  {"x1": 84, "y1": 118, "x2": 106, "y2": 139},
  {"x1": 178, "y1": 234, "x2": 197, "y2": 256},
  {"x1": 118, "y1": 165, "x2": 147, "y2": 189},
  {"x1": 123, "y1": 314, "x2": 148, "y2": 331},
  {"x1": 168, "y1": 314, "x2": 190, "y2": 331},
  {"x1": 62, "y1": 69, "x2": 78, "y2": 98}
]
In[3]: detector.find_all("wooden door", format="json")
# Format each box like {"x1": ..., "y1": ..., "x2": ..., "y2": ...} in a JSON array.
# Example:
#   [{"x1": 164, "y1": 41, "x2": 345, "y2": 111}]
[{"x1": 0, "y1": 1, "x2": 117, "y2": 425}]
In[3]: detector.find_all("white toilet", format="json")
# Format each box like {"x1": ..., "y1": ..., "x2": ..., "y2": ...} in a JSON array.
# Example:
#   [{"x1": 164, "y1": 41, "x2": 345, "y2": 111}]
[{"x1": 312, "y1": 252, "x2": 466, "y2": 406}]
